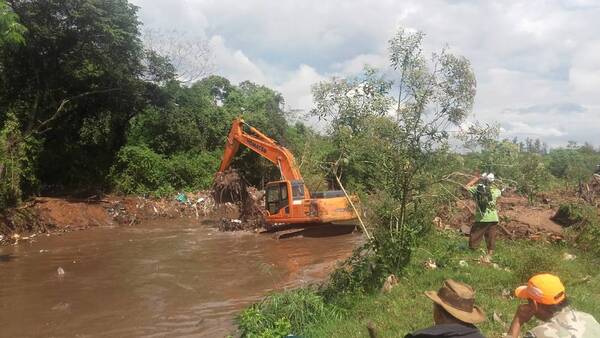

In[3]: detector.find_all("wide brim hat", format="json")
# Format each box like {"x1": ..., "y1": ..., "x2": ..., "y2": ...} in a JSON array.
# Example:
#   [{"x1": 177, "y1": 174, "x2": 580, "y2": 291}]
[{"x1": 425, "y1": 279, "x2": 486, "y2": 324}]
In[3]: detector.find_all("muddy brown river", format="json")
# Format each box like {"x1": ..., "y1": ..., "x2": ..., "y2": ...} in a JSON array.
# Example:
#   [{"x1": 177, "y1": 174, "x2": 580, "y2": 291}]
[{"x1": 0, "y1": 221, "x2": 362, "y2": 337}]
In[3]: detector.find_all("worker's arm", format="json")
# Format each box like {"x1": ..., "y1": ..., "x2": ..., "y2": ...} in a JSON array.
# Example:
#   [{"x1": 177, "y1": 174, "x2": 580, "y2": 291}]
[
  {"x1": 464, "y1": 175, "x2": 480, "y2": 191},
  {"x1": 507, "y1": 303, "x2": 535, "y2": 338}
]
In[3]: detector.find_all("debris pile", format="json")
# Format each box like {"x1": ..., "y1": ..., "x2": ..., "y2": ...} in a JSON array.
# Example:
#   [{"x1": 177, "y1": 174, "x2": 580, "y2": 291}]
[
  {"x1": 439, "y1": 192, "x2": 565, "y2": 241},
  {"x1": 212, "y1": 170, "x2": 266, "y2": 231},
  {"x1": 578, "y1": 174, "x2": 600, "y2": 206}
]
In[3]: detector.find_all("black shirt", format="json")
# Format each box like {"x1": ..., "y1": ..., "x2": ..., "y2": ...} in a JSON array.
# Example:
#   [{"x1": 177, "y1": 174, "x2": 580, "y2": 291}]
[{"x1": 404, "y1": 323, "x2": 486, "y2": 338}]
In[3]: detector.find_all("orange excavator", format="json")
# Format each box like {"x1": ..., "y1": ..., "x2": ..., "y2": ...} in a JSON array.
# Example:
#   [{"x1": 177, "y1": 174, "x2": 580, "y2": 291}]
[{"x1": 217, "y1": 118, "x2": 358, "y2": 226}]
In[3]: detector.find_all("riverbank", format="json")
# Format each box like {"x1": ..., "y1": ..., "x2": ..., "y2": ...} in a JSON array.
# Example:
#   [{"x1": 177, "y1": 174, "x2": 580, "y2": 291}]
[
  {"x1": 236, "y1": 191, "x2": 600, "y2": 337},
  {"x1": 240, "y1": 229, "x2": 600, "y2": 338},
  {"x1": 0, "y1": 192, "x2": 227, "y2": 244}
]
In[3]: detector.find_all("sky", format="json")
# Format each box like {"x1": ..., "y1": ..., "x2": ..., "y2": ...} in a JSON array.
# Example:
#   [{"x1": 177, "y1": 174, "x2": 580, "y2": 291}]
[{"x1": 131, "y1": 0, "x2": 600, "y2": 147}]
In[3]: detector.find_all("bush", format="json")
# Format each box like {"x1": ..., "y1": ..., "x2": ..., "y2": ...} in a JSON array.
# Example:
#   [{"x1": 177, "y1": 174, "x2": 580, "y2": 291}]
[
  {"x1": 321, "y1": 191, "x2": 433, "y2": 299},
  {"x1": 166, "y1": 151, "x2": 220, "y2": 191},
  {"x1": 0, "y1": 113, "x2": 39, "y2": 209},
  {"x1": 553, "y1": 202, "x2": 596, "y2": 227},
  {"x1": 554, "y1": 202, "x2": 600, "y2": 256},
  {"x1": 110, "y1": 145, "x2": 221, "y2": 197},
  {"x1": 237, "y1": 289, "x2": 342, "y2": 337},
  {"x1": 109, "y1": 145, "x2": 172, "y2": 196}
]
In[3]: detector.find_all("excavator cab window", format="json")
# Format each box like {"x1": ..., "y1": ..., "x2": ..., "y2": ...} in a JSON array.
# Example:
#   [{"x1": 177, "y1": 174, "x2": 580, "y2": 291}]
[
  {"x1": 266, "y1": 182, "x2": 289, "y2": 215},
  {"x1": 291, "y1": 180, "x2": 304, "y2": 201}
]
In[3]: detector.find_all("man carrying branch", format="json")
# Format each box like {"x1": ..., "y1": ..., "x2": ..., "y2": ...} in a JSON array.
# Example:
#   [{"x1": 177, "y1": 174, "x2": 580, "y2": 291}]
[{"x1": 464, "y1": 172, "x2": 501, "y2": 256}]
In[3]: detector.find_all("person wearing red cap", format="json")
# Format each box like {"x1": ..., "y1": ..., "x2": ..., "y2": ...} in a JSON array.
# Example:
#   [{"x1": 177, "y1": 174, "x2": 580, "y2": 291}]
[{"x1": 508, "y1": 273, "x2": 600, "y2": 338}]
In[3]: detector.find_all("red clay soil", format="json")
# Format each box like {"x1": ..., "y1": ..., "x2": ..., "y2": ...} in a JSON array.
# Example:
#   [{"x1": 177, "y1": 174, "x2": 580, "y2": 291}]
[
  {"x1": 441, "y1": 192, "x2": 565, "y2": 240},
  {"x1": 0, "y1": 193, "x2": 217, "y2": 243}
]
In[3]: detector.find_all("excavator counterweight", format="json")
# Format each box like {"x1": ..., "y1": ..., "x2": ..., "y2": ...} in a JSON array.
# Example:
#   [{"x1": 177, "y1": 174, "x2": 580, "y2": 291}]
[{"x1": 217, "y1": 118, "x2": 358, "y2": 226}]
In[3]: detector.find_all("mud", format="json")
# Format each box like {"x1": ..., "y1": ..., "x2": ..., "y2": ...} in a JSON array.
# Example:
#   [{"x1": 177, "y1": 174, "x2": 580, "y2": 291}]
[
  {"x1": 0, "y1": 193, "x2": 217, "y2": 242},
  {"x1": 0, "y1": 219, "x2": 362, "y2": 337},
  {"x1": 441, "y1": 192, "x2": 565, "y2": 241}
]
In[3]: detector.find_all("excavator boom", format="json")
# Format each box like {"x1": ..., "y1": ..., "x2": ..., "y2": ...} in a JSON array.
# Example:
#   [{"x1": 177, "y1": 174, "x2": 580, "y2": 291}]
[{"x1": 218, "y1": 118, "x2": 303, "y2": 181}]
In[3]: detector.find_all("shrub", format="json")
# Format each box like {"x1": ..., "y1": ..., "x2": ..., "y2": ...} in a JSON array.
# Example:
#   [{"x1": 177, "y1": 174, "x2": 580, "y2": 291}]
[
  {"x1": 166, "y1": 151, "x2": 220, "y2": 191},
  {"x1": 321, "y1": 191, "x2": 433, "y2": 299},
  {"x1": 109, "y1": 145, "x2": 172, "y2": 196},
  {"x1": 237, "y1": 289, "x2": 341, "y2": 337},
  {"x1": 553, "y1": 202, "x2": 597, "y2": 227},
  {"x1": 0, "y1": 113, "x2": 39, "y2": 209},
  {"x1": 109, "y1": 145, "x2": 222, "y2": 196},
  {"x1": 554, "y1": 202, "x2": 600, "y2": 256}
]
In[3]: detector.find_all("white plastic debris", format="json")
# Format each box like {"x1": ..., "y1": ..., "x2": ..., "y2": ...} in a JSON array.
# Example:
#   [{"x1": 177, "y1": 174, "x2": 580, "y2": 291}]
[
  {"x1": 562, "y1": 253, "x2": 576, "y2": 261},
  {"x1": 424, "y1": 258, "x2": 438, "y2": 270},
  {"x1": 57, "y1": 267, "x2": 65, "y2": 276},
  {"x1": 459, "y1": 260, "x2": 469, "y2": 267}
]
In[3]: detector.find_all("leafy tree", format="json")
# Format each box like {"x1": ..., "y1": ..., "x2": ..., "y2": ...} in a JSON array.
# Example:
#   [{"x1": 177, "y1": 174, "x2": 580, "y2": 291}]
[
  {"x1": 310, "y1": 27, "x2": 476, "y2": 290},
  {"x1": 0, "y1": 0, "x2": 25, "y2": 46},
  {"x1": 0, "y1": 0, "x2": 153, "y2": 191}
]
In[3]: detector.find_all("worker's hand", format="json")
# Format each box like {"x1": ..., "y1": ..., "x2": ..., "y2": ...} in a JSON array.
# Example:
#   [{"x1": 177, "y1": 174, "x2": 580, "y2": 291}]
[
  {"x1": 514, "y1": 303, "x2": 535, "y2": 324},
  {"x1": 507, "y1": 302, "x2": 536, "y2": 338}
]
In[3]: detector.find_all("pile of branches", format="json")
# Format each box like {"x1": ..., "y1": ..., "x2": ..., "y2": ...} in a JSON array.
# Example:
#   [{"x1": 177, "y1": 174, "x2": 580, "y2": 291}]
[
  {"x1": 578, "y1": 174, "x2": 600, "y2": 207},
  {"x1": 212, "y1": 170, "x2": 265, "y2": 231}
]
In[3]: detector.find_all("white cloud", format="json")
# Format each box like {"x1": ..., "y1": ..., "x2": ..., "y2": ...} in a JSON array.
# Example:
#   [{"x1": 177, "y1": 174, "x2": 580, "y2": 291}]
[
  {"x1": 131, "y1": 0, "x2": 600, "y2": 146},
  {"x1": 208, "y1": 35, "x2": 267, "y2": 85},
  {"x1": 276, "y1": 64, "x2": 325, "y2": 112}
]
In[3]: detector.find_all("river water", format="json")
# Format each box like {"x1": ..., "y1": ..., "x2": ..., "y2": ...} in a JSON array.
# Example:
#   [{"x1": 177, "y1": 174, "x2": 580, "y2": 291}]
[{"x1": 0, "y1": 220, "x2": 361, "y2": 337}]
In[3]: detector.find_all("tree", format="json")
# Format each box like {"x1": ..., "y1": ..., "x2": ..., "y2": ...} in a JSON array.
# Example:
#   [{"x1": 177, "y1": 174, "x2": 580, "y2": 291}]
[
  {"x1": 0, "y1": 0, "x2": 151, "y2": 190},
  {"x1": 0, "y1": 0, "x2": 25, "y2": 46},
  {"x1": 386, "y1": 28, "x2": 476, "y2": 226},
  {"x1": 143, "y1": 29, "x2": 213, "y2": 83},
  {"x1": 310, "y1": 28, "x2": 476, "y2": 289}
]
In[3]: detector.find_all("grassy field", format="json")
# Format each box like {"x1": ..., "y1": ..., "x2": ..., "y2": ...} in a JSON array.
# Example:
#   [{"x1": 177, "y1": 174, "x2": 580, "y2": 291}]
[
  {"x1": 239, "y1": 228, "x2": 600, "y2": 338},
  {"x1": 303, "y1": 230, "x2": 600, "y2": 338}
]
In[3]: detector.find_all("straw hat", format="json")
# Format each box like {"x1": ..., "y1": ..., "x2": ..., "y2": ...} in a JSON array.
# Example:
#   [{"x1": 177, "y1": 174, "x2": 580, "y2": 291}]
[{"x1": 425, "y1": 279, "x2": 486, "y2": 324}]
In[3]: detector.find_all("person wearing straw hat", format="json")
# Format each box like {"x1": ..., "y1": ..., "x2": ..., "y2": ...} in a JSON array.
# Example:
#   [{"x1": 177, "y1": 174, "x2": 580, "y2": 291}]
[
  {"x1": 405, "y1": 279, "x2": 486, "y2": 338},
  {"x1": 507, "y1": 273, "x2": 600, "y2": 338},
  {"x1": 464, "y1": 172, "x2": 501, "y2": 256}
]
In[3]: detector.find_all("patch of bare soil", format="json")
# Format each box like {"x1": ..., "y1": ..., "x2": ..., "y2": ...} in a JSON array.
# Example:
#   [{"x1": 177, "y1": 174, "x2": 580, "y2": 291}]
[
  {"x1": 0, "y1": 192, "x2": 217, "y2": 244},
  {"x1": 440, "y1": 192, "x2": 565, "y2": 241}
]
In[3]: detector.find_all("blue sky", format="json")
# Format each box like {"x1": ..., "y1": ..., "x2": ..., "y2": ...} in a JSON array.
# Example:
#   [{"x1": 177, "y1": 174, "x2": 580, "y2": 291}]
[{"x1": 131, "y1": 0, "x2": 600, "y2": 147}]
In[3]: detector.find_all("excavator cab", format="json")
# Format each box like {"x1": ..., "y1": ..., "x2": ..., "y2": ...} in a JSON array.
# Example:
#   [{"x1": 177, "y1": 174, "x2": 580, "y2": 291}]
[
  {"x1": 266, "y1": 181, "x2": 290, "y2": 215},
  {"x1": 265, "y1": 179, "x2": 309, "y2": 220}
]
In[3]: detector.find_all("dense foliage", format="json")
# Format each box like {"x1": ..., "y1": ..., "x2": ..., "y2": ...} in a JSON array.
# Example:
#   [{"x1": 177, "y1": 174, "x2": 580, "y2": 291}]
[{"x1": 0, "y1": 0, "x2": 307, "y2": 204}]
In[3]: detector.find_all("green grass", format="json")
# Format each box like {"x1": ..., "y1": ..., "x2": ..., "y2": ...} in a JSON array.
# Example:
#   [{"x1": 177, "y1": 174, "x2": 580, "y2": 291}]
[
  {"x1": 304, "y1": 231, "x2": 600, "y2": 338},
  {"x1": 238, "y1": 230, "x2": 600, "y2": 338}
]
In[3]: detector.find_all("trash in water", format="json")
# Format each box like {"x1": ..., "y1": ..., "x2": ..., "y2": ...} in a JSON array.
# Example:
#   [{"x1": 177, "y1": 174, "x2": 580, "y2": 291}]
[{"x1": 57, "y1": 267, "x2": 65, "y2": 276}]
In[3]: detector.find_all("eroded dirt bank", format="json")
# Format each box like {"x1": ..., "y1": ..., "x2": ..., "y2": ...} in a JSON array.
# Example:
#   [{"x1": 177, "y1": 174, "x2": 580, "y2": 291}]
[{"x1": 0, "y1": 193, "x2": 226, "y2": 243}]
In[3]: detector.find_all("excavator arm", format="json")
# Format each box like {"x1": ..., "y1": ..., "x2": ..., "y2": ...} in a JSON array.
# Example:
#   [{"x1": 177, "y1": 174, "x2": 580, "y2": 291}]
[{"x1": 218, "y1": 118, "x2": 303, "y2": 181}]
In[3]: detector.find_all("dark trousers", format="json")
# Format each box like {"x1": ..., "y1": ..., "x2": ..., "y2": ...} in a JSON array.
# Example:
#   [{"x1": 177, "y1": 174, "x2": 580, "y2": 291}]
[{"x1": 469, "y1": 222, "x2": 498, "y2": 252}]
